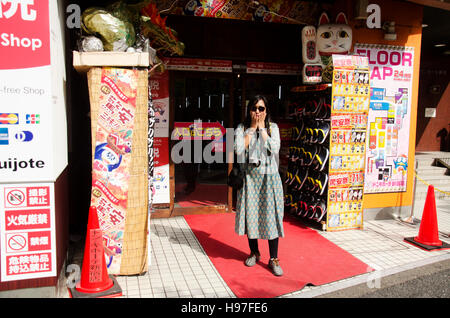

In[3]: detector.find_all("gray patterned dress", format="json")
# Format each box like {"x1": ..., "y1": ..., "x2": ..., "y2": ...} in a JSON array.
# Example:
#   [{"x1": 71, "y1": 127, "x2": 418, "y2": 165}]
[{"x1": 234, "y1": 122, "x2": 284, "y2": 240}]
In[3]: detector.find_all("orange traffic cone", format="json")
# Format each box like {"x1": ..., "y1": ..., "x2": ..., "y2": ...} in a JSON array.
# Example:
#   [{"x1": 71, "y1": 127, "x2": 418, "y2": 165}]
[
  {"x1": 68, "y1": 206, "x2": 122, "y2": 298},
  {"x1": 405, "y1": 185, "x2": 450, "y2": 251}
]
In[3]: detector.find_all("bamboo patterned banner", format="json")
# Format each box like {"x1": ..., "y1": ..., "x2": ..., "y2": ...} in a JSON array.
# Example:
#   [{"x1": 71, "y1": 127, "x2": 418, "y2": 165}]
[{"x1": 90, "y1": 68, "x2": 139, "y2": 274}]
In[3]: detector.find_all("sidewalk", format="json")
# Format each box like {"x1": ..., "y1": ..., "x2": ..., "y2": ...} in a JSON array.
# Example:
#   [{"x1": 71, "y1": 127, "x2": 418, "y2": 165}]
[{"x1": 61, "y1": 198, "x2": 450, "y2": 298}]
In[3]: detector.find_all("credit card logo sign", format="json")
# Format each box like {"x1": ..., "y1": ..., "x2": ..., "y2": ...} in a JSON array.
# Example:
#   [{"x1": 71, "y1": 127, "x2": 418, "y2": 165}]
[
  {"x1": 26, "y1": 114, "x2": 40, "y2": 124},
  {"x1": 0, "y1": 113, "x2": 19, "y2": 125},
  {"x1": 0, "y1": 128, "x2": 9, "y2": 145},
  {"x1": 15, "y1": 131, "x2": 34, "y2": 142}
]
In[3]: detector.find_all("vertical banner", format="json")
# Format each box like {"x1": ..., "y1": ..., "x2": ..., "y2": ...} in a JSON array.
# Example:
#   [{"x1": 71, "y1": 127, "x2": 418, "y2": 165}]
[
  {"x1": 90, "y1": 68, "x2": 139, "y2": 274},
  {"x1": 147, "y1": 73, "x2": 155, "y2": 266},
  {"x1": 0, "y1": 0, "x2": 54, "y2": 182},
  {"x1": 354, "y1": 44, "x2": 414, "y2": 193},
  {"x1": 0, "y1": 183, "x2": 56, "y2": 281},
  {"x1": 327, "y1": 55, "x2": 370, "y2": 231},
  {"x1": 149, "y1": 71, "x2": 170, "y2": 204}
]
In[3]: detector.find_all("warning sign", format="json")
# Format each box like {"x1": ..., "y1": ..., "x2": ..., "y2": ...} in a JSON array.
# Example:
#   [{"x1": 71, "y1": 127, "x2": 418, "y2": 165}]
[
  {"x1": 26, "y1": 187, "x2": 50, "y2": 206},
  {"x1": 0, "y1": 183, "x2": 56, "y2": 282},
  {"x1": 5, "y1": 231, "x2": 51, "y2": 253},
  {"x1": 6, "y1": 252, "x2": 52, "y2": 277},
  {"x1": 4, "y1": 209, "x2": 51, "y2": 231},
  {"x1": 3, "y1": 186, "x2": 50, "y2": 208},
  {"x1": 6, "y1": 233, "x2": 28, "y2": 252},
  {"x1": 5, "y1": 188, "x2": 26, "y2": 208}
]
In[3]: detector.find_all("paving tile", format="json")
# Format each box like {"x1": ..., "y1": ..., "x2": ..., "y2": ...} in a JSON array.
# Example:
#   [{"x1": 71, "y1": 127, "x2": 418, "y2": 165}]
[
  {"x1": 165, "y1": 291, "x2": 179, "y2": 298},
  {"x1": 141, "y1": 215, "x2": 450, "y2": 300},
  {"x1": 178, "y1": 290, "x2": 192, "y2": 297}
]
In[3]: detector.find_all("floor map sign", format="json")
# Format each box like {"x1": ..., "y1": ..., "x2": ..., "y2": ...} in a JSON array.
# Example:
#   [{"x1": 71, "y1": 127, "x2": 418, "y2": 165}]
[
  {"x1": 354, "y1": 44, "x2": 414, "y2": 193},
  {"x1": 90, "y1": 68, "x2": 138, "y2": 274},
  {"x1": 327, "y1": 55, "x2": 370, "y2": 231},
  {"x1": 0, "y1": 183, "x2": 56, "y2": 282}
]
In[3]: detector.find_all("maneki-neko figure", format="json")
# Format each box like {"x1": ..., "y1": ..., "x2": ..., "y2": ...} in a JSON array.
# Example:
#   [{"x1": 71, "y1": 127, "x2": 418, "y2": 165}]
[{"x1": 302, "y1": 12, "x2": 353, "y2": 84}]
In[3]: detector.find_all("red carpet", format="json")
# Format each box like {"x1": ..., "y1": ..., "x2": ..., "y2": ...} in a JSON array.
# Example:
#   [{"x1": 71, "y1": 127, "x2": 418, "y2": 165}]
[
  {"x1": 175, "y1": 183, "x2": 227, "y2": 207},
  {"x1": 184, "y1": 213, "x2": 372, "y2": 298}
]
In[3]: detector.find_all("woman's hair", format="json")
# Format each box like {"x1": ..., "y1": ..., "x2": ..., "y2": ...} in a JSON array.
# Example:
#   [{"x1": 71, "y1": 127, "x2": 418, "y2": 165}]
[{"x1": 243, "y1": 94, "x2": 272, "y2": 135}]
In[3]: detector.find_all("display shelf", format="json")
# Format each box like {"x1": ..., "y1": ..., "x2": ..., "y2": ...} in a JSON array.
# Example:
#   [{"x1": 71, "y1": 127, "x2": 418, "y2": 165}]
[
  {"x1": 284, "y1": 55, "x2": 371, "y2": 232},
  {"x1": 284, "y1": 88, "x2": 331, "y2": 229},
  {"x1": 73, "y1": 51, "x2": 151, "y2": 73}
]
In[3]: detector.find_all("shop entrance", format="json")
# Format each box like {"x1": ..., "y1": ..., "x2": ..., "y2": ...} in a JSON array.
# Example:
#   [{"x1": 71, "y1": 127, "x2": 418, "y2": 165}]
[
  {"x1": 171, "y1": 71, "x2": 233, "y2": 212},
  {"x1": 168, "y1": 68, "x2": 300, "y2": 216},
  {"x1": 241, "y1": 74, "x2": 298, "y2": 122}
]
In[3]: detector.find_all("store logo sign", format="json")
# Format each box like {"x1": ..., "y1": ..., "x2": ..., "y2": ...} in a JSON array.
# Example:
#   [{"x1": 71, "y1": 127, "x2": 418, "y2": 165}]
[
  {"x1": 0, "y1": 0, "x2": 37, "y2": 21},
  {"x1": 0, "y1": 157, "x2": 46, "y2": 172},
  {"x1": 0, "y1": 0, "x2": 50, "y2": 70}
]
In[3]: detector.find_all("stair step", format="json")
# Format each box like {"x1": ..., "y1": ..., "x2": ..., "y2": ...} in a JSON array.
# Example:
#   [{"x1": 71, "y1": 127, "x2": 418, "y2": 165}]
[
  {"x1": 416, "y1": 176, "x2": 450, "y2": 188},
  {"x1": 414, "y1": 182, "x2": 450, "y2": 190},
  {"x1": 415, "y1": 158, "x2": 437, "y2": 168},
  {"x1": 411, "y1": 199, "x2": 450, "y2": 219},
  {"x1": 415, "y1": 169, "x2": 448, "y2": 178},
  {"x1": 416, "y1": 166, "x2": 447, "y2": 172},
  {"x1": 414, "y1": 190, "x2": 450, "y2": 201},
  {"x1": 415, "y1": 152, "x2": 450, "y2": 167},
  {"x1": 416, "y1": 172, "x2": 450, "y2": 178}
]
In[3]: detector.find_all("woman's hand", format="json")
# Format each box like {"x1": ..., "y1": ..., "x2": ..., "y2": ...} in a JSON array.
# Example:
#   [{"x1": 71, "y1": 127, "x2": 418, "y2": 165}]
[{"x1": 256, "y1": 112, "x2": 266, "y2": 129}]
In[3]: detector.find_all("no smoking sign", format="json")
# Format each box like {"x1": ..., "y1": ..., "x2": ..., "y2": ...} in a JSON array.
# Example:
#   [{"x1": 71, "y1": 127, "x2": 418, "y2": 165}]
[
  {"x1": 5, "y1": 188, "x2": 26, "y2": 208},
  {"x1": 6, "y1": 233, "x2": 28, "y2": 253}
]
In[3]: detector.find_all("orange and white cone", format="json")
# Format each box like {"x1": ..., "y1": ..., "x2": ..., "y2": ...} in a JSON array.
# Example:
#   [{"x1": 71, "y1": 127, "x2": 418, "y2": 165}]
[
  {"x1": 68, "y1": 206, "x2": 122, "y2": 298},
  {"x1": 405, "y1": 185, "x2": 450, "y2": 251}
]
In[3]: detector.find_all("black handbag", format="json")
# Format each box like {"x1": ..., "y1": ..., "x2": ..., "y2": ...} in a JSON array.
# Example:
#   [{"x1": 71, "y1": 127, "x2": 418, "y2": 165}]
[{"x1": 227, "y1": 163, "x2": 244, "y2": 190}]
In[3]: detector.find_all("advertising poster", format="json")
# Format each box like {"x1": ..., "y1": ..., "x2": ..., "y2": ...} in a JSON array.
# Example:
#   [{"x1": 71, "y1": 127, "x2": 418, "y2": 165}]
[
  {"x1": 327, "y1": 55, "x2": 370, "y2": 231},
  {"x1": 354, "y1": 44, "x2": 414, "y2": 193},
  {"x1": 0, "y1": 0, "x2": 54, "y2": 182},
  {"x1": 150, "y1": 71, "x2": 170, "y2": 204},
  {"x1": 149, "y1": 70, "x2": 169, "y2": 138},
  {"x1": 152, "y1": 137, "x2": 170, "y2": 204},
  {"x1": 90, "y1": 68, "x2": 138, "y2": 274},
  {"x1": 0, "y1": 183, "x2": 56, "y2": 282}
]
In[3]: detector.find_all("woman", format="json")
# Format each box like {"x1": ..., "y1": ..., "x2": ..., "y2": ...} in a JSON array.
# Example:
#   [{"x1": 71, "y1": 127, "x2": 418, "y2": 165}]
[{"x1": 234, "y1": 95, "x2": 285, "y2": 276}]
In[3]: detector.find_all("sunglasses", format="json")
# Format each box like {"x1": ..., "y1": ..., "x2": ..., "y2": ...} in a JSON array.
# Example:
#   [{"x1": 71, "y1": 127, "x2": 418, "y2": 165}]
[{"x1": 250, "y1": 106, "x2": 266, "y2": 112}]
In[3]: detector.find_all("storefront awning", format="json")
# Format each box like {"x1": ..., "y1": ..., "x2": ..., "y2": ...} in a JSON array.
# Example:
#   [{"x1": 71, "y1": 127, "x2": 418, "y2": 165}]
[{"x1": 404, "y1": 0, "x2": 450, "y2": 10}]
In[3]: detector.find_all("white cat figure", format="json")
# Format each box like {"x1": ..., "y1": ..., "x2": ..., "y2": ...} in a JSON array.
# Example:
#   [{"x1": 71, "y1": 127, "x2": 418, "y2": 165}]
[{"x1": 302, "y1": 12, "x2": 352, "y2": 84}]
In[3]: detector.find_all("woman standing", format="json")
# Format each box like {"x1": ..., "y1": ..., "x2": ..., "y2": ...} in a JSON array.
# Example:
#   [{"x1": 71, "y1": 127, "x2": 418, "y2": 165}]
[{"x1": 234, "y1": 95, "x2": 285, "y2": 276}]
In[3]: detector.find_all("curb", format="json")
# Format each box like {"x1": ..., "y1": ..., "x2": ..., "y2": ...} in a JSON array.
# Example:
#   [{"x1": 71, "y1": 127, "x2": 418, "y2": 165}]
[{"x1": 284, "y1": 252, "x2": 450, "y2": 298}]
